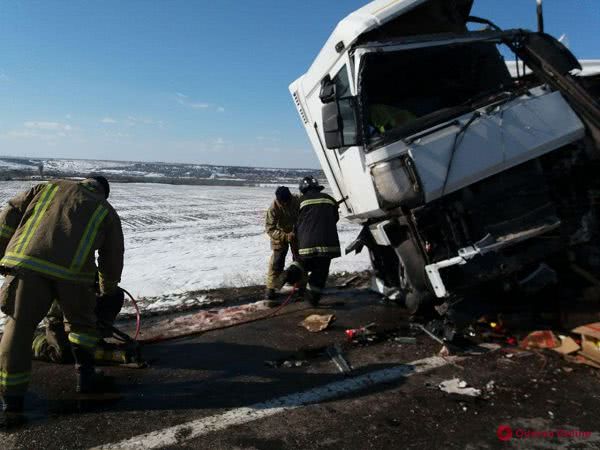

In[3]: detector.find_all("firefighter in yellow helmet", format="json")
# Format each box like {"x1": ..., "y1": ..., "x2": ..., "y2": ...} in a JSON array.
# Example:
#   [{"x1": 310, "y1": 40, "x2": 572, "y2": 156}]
[
  {"x1": 264, "y1": 186, "x2": 300, "y2": 299},
  {"x1": 0, "y1": 176, "x2": 124, "y2": 427}
]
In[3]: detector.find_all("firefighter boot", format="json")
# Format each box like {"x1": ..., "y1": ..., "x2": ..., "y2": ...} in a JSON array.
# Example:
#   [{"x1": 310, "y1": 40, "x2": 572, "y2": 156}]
[
  {"x1": 0, "y1": 395, "x2": 25, "y2": 430},
  {"x1": 305, "y1": 290, "x2": 321, "y2": 308},
  {"x1": 73, "y1": 345, "x2": 107, "y2": 394}
]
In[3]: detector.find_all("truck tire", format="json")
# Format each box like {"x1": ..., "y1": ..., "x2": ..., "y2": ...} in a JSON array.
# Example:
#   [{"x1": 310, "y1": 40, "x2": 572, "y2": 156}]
[{"x1": 395, "y1": 237, "x2": 432, "y2": 314}]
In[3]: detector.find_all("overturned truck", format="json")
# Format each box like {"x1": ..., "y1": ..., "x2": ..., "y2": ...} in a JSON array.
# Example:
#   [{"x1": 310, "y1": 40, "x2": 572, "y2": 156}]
[{"x1": 290, "y1": 0, "x2": 600, "y2": 313}]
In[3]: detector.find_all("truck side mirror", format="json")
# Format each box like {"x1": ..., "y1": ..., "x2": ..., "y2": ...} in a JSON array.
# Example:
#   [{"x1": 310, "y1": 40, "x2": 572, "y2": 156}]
[
  {"x1": 319, "y1": 76, "x2": 335, "y2": 103},
  {"x1": 322, "y1": 97, "x2": 362, "y2": 149}
]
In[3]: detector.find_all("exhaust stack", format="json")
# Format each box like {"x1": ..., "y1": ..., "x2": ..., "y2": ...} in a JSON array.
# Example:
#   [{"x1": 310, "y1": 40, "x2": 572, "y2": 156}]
[{"x1": 536, "y1": 0, "x2": 544, "y2": 33}]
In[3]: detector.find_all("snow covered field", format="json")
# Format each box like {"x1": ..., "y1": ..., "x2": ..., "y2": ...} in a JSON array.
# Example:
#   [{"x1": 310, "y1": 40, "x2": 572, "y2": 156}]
[{"x1": 0, "y1": 181, "x2": 370, "y2": 323}]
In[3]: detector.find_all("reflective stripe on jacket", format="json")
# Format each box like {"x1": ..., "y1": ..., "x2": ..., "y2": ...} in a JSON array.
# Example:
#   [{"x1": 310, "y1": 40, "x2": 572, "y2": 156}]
[
  {"x1": 0, "y1": 179, "x2": 124, "y2": 292},
  {"x1": 296, "y1": 191, "x2": 341, "y2": 258}
]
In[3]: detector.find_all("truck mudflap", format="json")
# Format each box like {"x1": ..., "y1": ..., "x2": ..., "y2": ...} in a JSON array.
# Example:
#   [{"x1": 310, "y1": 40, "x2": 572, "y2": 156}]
[{"x1": 425, "y1": 217, "x2": 561, "y2": 298}]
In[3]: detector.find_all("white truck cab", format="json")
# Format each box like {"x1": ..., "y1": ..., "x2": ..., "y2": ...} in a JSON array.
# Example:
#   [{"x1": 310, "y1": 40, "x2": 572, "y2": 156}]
[{"x1": 290, "y1": 0, "x2": 600, "y2": 315}]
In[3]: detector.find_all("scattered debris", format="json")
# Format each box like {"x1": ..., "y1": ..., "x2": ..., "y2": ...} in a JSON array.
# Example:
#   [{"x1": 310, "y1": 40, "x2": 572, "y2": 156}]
[
  {"x1": 300, "y1": 314, "x2": 335, "y2": 332},
  {"x1": 438, "y1": 345, "x2": 452, "y2": 357},
  {"x1": 326, "y1": 343, "x2": 352, "y2": 374},
  {"x1": 519, "y1": 330, "x2": 560, "y2": 349},
  {"x1": 410, "y1": 323, "x2": 445, "y2": 345},
  {"x1": 572, "y1": 322, "x2": 600, "y2": 364},
  {"x1": 394, "y1": 336, "x2": 417, "y2": 344},
  {"x1": 566, "y1": 354, "x2": 600, "y2": 369},
  {"x1": 337, "y1": 275, "x2": 360, "y2": 288},
  {"x1": 485, "y1": 380, "x2": 495, "y2": 391},
  {"x1": 438, "y1": 378, "x2": 481, "y2": 397},
  {"x1": 552, "y1": 335, "x2": 580, "y2": 355},
  {"x1": 345, "y1": 322, "x2": 376, "y2": 341},
  {"x1": 264, "y1": 359, "x2": 309, "y2": 369}
]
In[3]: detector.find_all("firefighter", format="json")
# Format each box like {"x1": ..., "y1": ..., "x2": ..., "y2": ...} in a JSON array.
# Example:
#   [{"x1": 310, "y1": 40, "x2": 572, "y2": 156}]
[
  {"x1": 265, "y1": 186, "x2": 300, "y2": 299},
  {"x1": 280, "y1": 176, "x2": 340, "y2": 306},
  {"x1": 32, "y1": 288, "x2": 125, "y2": 364},
  {"x1": 0, "y1": 176, "x2": 124, "y2": 426}
]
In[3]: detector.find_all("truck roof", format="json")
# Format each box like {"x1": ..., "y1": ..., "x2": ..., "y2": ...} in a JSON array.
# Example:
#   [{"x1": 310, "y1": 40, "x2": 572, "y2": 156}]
[{"x1": 292, "y1": 0, "x2": 430, "y2": 95}]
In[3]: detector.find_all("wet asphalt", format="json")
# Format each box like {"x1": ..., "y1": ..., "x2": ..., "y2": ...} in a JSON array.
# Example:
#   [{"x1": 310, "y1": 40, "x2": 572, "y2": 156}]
[{"x1": 3, "y1": 286, "x2": 600, "y2": 449}]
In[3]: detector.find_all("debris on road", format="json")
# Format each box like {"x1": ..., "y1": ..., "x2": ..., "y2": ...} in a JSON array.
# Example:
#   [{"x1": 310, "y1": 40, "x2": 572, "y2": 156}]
[
  {"x1": 519, "y1": 330, "x2": 560, "y2": 349},
  {"x1": 394, "y1": 336, "x2": 417, "y2": 344},
  {"x1": 438, "y1": 345, "x2": 452, "y2": 357},
  {"x1": 337, "y1": 275, "x2": 360, "y2": 288},
  {"x1": 552, "y1": 335, "x2": 580, "y2": 355},
  {"x1": 566, "y1": 354, "x2": 600, "y2": 369},
  {"x1": 345, "y1": 322, "x2": 376, "y2": 341},
  {"x1": 572, "y1": 322, "x2": 600, "y2": 364},
  {"x1": 264, "y1": 359, "x2": 309, "y2": 369},
  {"x1": 300, "y1": 314, "x2": 335, "y2": 332},
  {"x1": 410, "y1": 323, "x2": 445, "y2": 345},
  {"x1": 438, "y1": 378, "x2": 482, "y2": 397},
  {"x1": 326, "y1": 343, "x2": 352, "y2": 375}
]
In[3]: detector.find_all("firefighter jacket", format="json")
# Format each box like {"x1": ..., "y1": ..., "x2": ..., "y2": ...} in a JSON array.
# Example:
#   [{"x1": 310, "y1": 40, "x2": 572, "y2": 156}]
[
  {"x1": 0, "y1": 179, "x2": 124, "y2": 294},
  {"x1": 296, "y1": 190, "x2": 341, "y2": 258},
  {"x1": 265, "y1": 196, "x2": 300, "y2": 250}
]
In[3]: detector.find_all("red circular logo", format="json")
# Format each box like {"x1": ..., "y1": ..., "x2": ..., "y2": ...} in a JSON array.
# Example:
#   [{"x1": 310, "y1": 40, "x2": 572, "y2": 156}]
[{"x1": 497, "y1": 424, "x2": 513, "y2": 441}]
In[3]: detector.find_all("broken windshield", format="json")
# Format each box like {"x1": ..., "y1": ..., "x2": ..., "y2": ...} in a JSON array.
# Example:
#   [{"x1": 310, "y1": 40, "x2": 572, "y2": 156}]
[{"x1": 359, "y1": 41, "x2": 514, "y2": 148}]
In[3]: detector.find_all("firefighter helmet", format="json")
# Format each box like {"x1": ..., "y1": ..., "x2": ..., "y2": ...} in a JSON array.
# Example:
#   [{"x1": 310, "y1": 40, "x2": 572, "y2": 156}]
[{"x1": 299, "y1": 176, "x2": 324, "y2": 194}]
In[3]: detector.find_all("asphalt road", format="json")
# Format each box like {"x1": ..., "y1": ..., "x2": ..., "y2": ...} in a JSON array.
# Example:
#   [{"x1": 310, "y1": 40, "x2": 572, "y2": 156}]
[{"x1": 3, "y1": 284, "x2": 600, "y2": 449}]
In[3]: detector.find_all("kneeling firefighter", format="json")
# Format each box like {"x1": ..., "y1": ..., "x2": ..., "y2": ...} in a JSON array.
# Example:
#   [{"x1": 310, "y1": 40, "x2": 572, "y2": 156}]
[
  {"x1": 280, "y1": 176, "x2": 340, "y2": 306},
  {"x1": 32, "y1": 287, "x2": 133, "y2": 365},
  {"x1": 0, "y1": 176, "x2": 124, "y2": 426}
]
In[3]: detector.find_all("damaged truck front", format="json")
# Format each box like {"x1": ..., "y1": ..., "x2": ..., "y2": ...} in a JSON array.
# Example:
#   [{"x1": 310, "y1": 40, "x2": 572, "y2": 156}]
[{"x1": 290, "y1": 0, "x2": 600, "y2": 313}]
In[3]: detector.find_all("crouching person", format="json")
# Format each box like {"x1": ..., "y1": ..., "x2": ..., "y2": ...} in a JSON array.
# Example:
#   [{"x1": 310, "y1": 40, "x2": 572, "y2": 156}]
[
  {"x1": 0, "y1": 176, "x2": 124, "y2": 428},
  {"x1": 281, "y1": 177, "x2": 340, "y2": 306},
  {"x1": 32, "y1": 288, "x2": 125, "y2": 364}
]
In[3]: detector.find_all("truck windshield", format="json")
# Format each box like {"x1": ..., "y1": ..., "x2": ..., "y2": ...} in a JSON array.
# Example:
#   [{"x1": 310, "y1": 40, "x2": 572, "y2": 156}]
[{"x1": 360, "y1": 41, "x2": 514, "y2": 148}]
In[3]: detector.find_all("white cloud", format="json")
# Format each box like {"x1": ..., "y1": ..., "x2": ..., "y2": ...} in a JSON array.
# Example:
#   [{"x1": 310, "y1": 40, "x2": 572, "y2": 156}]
[
  {"x1": 176, "y1": 92, "x2": 210, "y2": 109},
  {"x1": 1, "y1": 120, "x2": 75, "y2": 141},
  {"x1": 24, "y1": 121, "x2": 72, "y2": 132},
  {"x1": 0, "y1": 72, "x2": 8, "y2": 82},
  {"x1": 65, "y1": 114, "x2": 72, "y2": 120},
  {"x1": 217, "y1": 106, "x2": 225, "y2": 113},
  {"x1": 101, "y1": 117, "x2": 117, "y2": 124},
  {"x1": 5, "y1": 130, "x2": 38, "y2": 138},
  {"x1": 125, "y1": 116, "x2": 165, "y2": 128}
]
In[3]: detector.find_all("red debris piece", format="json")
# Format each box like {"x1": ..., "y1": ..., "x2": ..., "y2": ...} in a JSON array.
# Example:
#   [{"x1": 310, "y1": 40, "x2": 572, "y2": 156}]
[{"x1": 519, "y1": 330, "x2": 560, "y2": 349}]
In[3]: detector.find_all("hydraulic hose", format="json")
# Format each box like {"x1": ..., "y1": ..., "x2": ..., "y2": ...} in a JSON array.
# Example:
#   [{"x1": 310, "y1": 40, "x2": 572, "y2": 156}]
[{"x1": 120, "y1": 287, "x2": 141, "y2": 340}]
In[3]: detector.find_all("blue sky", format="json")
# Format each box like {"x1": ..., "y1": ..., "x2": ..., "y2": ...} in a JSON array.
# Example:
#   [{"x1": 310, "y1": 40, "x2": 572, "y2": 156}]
[{"x1": 0, "y1": 1, "x2": 598, "y2": 168}]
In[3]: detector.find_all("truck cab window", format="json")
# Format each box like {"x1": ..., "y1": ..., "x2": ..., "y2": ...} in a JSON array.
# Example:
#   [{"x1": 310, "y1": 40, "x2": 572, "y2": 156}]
[
  {"x1": 332, "y1": 66, "x2": 358, "y2": 151},
  {"x1": 333, "y1": 66, "x2": 350, "y2": 98},
  {"x1": 360, "y1": 42, "x2": 513, "y2": 148}
]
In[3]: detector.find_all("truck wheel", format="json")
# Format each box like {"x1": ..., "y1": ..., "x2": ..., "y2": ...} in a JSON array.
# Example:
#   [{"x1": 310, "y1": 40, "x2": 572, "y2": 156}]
[{"x1": 395, "y1": 238, "x2": 432, "y2": 314}]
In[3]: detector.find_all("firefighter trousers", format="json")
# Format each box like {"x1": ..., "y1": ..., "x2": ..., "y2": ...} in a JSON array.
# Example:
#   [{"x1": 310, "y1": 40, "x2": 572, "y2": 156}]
[
  {"x1": 0, "y1": 270, "x2": 99, "y2": 395},
  {"x1": 266, "y1": 245, "x2": 289, "y2": 289}
]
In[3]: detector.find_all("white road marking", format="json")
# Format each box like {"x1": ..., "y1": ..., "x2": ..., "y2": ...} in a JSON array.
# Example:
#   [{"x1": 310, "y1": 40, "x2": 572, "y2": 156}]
[{"x1": 92, "y1": 355, "x2": 458, "y2": 450}]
